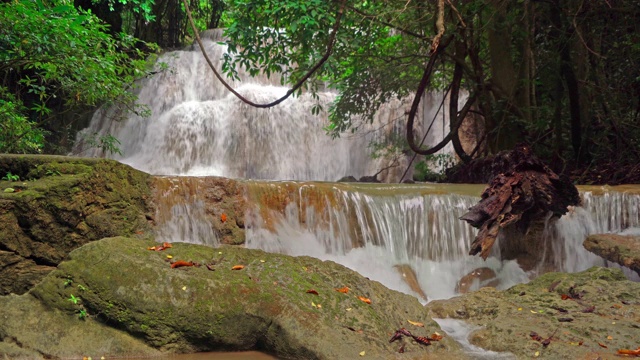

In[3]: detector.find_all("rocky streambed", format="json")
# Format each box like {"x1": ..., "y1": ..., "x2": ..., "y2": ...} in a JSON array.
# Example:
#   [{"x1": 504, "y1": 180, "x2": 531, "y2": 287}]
[{"x1": 1, "y1": 155, "x2": 639, "y2": 359}]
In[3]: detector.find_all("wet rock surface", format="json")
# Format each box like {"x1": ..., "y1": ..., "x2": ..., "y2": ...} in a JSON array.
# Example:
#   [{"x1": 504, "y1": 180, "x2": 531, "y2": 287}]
[
  {"x1": 584, "y1": 234, "x2": 640, "y2": 275},
  {"x1": 16, "y1": 237, "x2": 464, "y2": 359},
  {"x1": 426, "y1": 267, "x2": 640, "y2": 359},
  {"x1": 0, "y1": 155, "x2": 153, "y2": 295}
]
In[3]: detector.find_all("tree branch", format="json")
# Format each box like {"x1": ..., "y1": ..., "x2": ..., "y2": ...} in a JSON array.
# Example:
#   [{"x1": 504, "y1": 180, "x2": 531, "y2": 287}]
[{"x1": 182, "y1": 0, "x2": 346, "y2": 108}]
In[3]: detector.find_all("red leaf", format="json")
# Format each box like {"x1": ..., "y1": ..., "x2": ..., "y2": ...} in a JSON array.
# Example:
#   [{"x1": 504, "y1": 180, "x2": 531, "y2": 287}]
[{"x1": 306, "y1": 289, "x2": 319, "y2": 295}]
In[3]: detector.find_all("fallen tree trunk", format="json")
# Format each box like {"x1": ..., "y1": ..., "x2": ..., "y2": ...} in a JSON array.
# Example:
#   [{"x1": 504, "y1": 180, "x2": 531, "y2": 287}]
[{"x1": 460, "y1": 144, "x2": 581, "y2": 259}]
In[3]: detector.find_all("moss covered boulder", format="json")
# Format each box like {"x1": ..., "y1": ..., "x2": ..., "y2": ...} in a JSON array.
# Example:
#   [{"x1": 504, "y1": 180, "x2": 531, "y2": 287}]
[
  {"x1": 0, "y1": 155, "x2": 153, "y2": 295},
  {"x1": 584, "y1": 234, "x2": 640, "y2": 276},
  {"x1": 28, "y1": 237, "x2": 464, "y2": 359},
  {"x1": 426, "y1": 267, "x2": 640, "y2": 359}
]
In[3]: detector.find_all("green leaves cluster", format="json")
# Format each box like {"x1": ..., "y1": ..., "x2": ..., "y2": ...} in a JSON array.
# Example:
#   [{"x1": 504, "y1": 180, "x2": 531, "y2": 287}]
[
  {"x1": 222, "y1": 0, "x2": 434, "y2": 138},
  {"x1": 0, "y1": 0, "x2": 157, "y2": 153}
]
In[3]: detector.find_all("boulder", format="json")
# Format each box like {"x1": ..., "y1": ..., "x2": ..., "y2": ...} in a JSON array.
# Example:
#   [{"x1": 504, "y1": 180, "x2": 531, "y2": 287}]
[
  {"x1": 426, "y1": 267, "x2": 640, "y2": 359},
  {"x1": 0, "y1": 155, "x2": 153, "y2": 295},
  {"x1": 584, "y1": 234, "x2": 640, "y2": 275},
  {"x1": 20, "y1": 237, "x2": 464, "y2": 359}
]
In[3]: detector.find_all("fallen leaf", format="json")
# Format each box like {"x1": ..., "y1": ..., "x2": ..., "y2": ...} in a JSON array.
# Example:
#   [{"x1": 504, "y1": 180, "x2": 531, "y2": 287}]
[
  {"x1": 611, "y1": 304, "x2": 622, "y2": 309},
  {"x1": 558, "y1": 317, "x2": 574, "y2": 322},
  {"x1": 518, "y1": 307, "x2": 522, "y2": 311},
  {"x1": 306, "y1": 289, "x2": 319, "y2": 295},
  {"x1": 359, "y1": 351, "x2": 365, "y2": 356},
  {"x1": 357, "y1": 296, "x2": 371, "y2": 304},
  {"x1": 407, "y1": 319, "x2": 424, "y2": 327},
  {"x1": 260, "y1": 260, "x2": 265, "y2": 263},
  {"x1": 317, "y1": 304, "x2": 322, "y2": 309},
  {"x1": 162, "y1": 242, "x2": 172, "y2": 249},
  {"x1": 617, "y1": 348, "x2": 640, "y2": 356},
  {"x1": 534, "y1": 351, "x2": 540, "y2": 357},
  {"x1": 582, "y1": 305, "x2": 595, "y2": 313},
  {"x1": 530, "y1": 310, "x2": 537, "y2": 313},
  {"x1": 311, "y1": 301, "x2": 317, "y2": 308},
  {"x1": 182, "y1": 286, "x2": 187, "y2": 290},
  {"x1": 171, "y1": 260, "x2": 194, "y2": 269},
  {"x1": 147, "y1": 246, "x2": 157, "y2": 251},
  {"x1": 429, "y1": 332, "x2": 443, "y2": 341},
  {"x1": 346, "y1": 308, "x2": 352, "y2": 311},
  {"x1": 166, "y1": 255, "x2": 173, "y2": 259},
  {"x1": 335, "y1": 286, "x2": 350, "y2": 293},
  {"x1": 561, "y1": 294, "x2": 570, "y2": 300},
  {"x1": 218, "y1": 251, "x2": 222, "y2": 254},
  {"x1": 530, "y1": 332, "x2": 542, "y2": 341},
  {"x1": 413, "y1": 336, "x2": 431, "y2": 346},
  {"x1": 607, "y1": 335, "x2": 613, "y2": 340},
  {"x1": 231, "y1": 265, "x2": 244, "y2": 270},
  {"x1": 221, "y1": 213, "x2": 227, "y2": 223},
  {"x1": 598, "y1": 343, "x2": 608, "y2": 349}
]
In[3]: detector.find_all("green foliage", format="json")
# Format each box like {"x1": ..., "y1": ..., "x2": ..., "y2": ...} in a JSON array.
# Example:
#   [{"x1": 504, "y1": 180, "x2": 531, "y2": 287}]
[
  {"x1": 0, "y1": 0, "x2": 157, "y2": 153},
  {"x1": 78, "y1": 308, "x2": 88, "y2": 320},
  {"x1": 82, "y1": 133, "x2": 124, "y2": 156},
  {"x1": 67, "y1": 294, "x2": 80, "y2": 305},
  {"x1": 1, "y1": 172, "x2": 20, "y2": 182},
  {"x1": 414, "y1": 154, "x2": 455, "y2": 182},
  {"x1": 0, "y1": 90, "x2": 47, "y2": 153}
]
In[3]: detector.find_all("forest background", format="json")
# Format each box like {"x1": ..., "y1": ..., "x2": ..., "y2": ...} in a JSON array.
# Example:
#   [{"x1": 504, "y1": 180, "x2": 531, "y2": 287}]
[{"x1": 1, "y1": 0, "x2": 639, "y2": 183}]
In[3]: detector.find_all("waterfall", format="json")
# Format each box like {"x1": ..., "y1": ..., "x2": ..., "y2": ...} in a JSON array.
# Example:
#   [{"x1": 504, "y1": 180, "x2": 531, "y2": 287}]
[
  {"x1": 72, "y1": 30, "x2": 458, "y2": 182},
  {"x1": 242, "y1": 183, "x2": 640, "y2": 300}
]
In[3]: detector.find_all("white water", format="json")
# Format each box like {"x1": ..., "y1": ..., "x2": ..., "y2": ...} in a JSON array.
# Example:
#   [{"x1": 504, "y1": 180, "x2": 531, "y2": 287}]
[
  {"x1": 244, "y1": 184, "x2": 640, "y2": 301},
  {"x1": 73, "y1": 30, "x2": 458, "y2": 182}
]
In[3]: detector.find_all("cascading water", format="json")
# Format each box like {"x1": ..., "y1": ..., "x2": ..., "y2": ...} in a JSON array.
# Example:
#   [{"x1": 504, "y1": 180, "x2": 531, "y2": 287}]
[
  {"x1": 72, "y1": 29, "x2": 456, "y2": 182},
  {"x1": 243, "y1": 182, "x2": 640, "y2": 301},
  {"x1": 72, "y1": 29, "x2": 639, "y2": 304}
]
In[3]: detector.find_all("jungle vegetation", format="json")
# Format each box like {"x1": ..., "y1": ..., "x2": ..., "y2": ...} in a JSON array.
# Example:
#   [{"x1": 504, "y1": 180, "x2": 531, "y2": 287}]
[{"x1": 1, "y1": 0, "x2": 639, "y2": 181}]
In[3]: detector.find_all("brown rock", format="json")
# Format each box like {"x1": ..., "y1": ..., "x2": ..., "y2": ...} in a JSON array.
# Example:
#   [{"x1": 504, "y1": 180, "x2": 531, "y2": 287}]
[{"x1": 584, "y1": 233, "x2": 640, "y2": 275}]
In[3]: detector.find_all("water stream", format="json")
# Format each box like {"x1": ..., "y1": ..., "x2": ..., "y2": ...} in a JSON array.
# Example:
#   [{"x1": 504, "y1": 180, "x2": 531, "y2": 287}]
[{"x1": 72, "y1": 29, "x2": 640, "y2": 358}]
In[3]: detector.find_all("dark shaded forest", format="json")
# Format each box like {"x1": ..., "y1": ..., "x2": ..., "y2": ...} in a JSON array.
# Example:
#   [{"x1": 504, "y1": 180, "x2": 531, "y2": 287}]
[{"x1": 1, "y1": 0, "x2": 639, "y2": 183}]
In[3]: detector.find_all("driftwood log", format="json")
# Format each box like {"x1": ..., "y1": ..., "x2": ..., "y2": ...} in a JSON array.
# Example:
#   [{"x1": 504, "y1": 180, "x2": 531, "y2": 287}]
[{"x1": 460, "y1": 144, "x2": 581, "y2": 259}]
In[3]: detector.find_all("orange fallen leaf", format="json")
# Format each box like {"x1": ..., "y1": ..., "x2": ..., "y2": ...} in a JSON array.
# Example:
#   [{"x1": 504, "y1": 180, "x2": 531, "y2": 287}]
[
  {"x1": 221, "y1": 213, "x2": 227, "y2": 223},
  {"x1": 231, "y1": 265, "x2": 244, "y2": 270},
  {"x1": 598, "y1": 343, "x2": 608, "y2": 349},
  {"x1": 335, "y1": 286, "x2": 350, "y2": 294},
  {"x1": 429, "y1": 333, "x2": 443, "y2": 341},
  {"x1": 611, "y1": 304, "x2": 622, "y2": 309},
  {"x1": 147, "y1": 246, "x2": 157, "y2": 251},
  {"x1": 357, "y1": 296, "x2": 371, "y2": 304},
  {"x1": 617, "y1": 348, "x2": 640, "y2": 356},
  {"x1": 561, "y1": 294, "x2": 570, "y2": 300},
  {"x1": 306, "y1": 289, "x2": 319, "y2": 295},
  {"x1": 136, "y1": 231, "x2": 144, "y2": 235},
  {"x1": 407, "y1": 319, "x2": 424, "y2": 327},
  {"x1": 162, "y1": 242, "x2": 172, "y2": 249},
  {"x1": 171, "y1": 260, "x2": 194, "y2": 269}
]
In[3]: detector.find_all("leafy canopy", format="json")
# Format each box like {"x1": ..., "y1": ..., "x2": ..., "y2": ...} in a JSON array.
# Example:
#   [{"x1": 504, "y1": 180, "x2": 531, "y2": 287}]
[{"x1": 0, "y1": 0, "x2": 157, "y2": 153}]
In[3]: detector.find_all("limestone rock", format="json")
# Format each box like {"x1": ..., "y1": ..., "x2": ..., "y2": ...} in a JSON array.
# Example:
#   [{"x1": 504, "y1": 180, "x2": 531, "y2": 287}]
[
  {"x1": 27, "y1": 237, "x2": 464, "y2": 359},
  {"x1": 0, "y1": 155, "x2": 153, "y2": 295},
  {"x1": 584, "y1": 233, "x2": 640, "y2": 275},
  {"x1": 426, "y1": 267, "x2": 640, "y2": 359}
]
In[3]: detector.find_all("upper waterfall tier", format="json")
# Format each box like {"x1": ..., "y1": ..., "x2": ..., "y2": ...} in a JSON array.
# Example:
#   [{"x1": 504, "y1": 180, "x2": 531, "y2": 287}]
[{"x1": 72, "y1": 34, "x2": 459, "y2": 182}]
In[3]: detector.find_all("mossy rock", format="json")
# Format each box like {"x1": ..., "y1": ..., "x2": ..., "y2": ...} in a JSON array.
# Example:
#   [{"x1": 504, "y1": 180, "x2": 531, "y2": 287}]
[
  {"x1": 0, "y1": 155, "x2": 153, "y2": 295},
  {"x1": 30, "y1": 237, "x2": 465, "y2": 359},
  {"x1": 426, "y1": 267, "x2": 640, "y2": 359}
]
